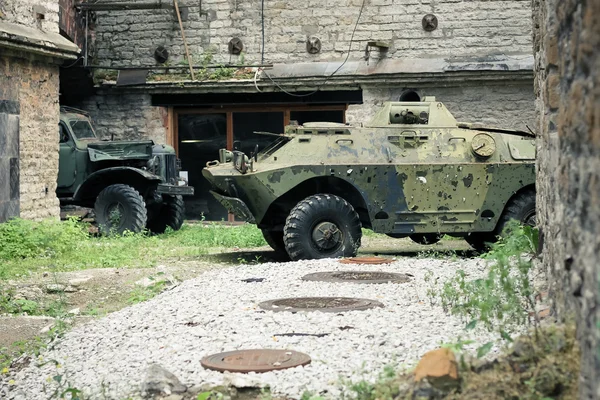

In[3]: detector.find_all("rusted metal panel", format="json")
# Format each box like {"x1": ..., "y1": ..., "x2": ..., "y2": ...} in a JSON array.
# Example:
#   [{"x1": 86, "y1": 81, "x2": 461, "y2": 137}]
[{"x1": 59, "y1": 0, "x2": 86, "y2": 50}]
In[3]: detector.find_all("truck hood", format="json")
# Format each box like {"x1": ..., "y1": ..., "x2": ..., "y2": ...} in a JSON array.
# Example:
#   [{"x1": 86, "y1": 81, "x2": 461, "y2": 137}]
[{"x1": 87, "y1": 140, "x2": 154, "y2": 162}]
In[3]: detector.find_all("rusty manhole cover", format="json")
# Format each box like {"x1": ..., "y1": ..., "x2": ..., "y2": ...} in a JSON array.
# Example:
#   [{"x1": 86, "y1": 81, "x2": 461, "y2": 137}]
[
  {"x1": 258, "y1": 297, "x2": 384, "y2": 313},
  {"x1": 302, "y1": 271, "x2": 411, "y2": 284},
  {"x1": 201, "y1": 349, "x2": 311, "y2": 373},
  {"x1": 339, "y1": 256, "x2": 393, "y2": 265}
]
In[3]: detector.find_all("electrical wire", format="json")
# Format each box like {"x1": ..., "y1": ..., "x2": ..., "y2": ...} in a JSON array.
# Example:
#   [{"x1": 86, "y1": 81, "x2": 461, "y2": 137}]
[
  {"x1": 61, "y1": 56, "x2": 84, "y2": 68},
  {"x1": 261, "y1": 0, "x2": 366, "y2": 97},
  {"x1": 261, "y1": 0, "x2": 265, "y2": 64}
]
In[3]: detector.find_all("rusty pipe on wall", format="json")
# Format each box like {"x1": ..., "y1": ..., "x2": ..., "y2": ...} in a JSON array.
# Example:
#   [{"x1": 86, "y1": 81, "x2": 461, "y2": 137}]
[{"x1": 75, "y1": 1, "x2": 171, "y2": 11}]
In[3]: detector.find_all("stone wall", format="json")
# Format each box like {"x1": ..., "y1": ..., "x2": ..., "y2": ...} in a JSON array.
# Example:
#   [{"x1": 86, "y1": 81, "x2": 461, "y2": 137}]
[
  {"x1": 79, "y1": 94, "x2": 168, "y2": 144},
  {"x1": 0, "y1": 0, "x2": 59, "y2": 33},
  {"x1": 90, "y1": 0, "x2": 533, "y2": 67},
  {"x1": 0, "y1": 0, "x2": 72, "y2": 220},
  {"x1": 533, "y1": 0, "x2": 600, "y2": 397},
  {"x1": 348, "y1": 83, "x2": 535, "y2": 129},
  {"x1": 0, "y1": 54, "x2": 62, "y2": 220}
]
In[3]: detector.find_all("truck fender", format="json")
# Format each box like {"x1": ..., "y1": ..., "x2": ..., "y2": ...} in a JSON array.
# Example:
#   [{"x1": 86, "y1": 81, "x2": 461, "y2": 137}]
[{"x1": 73, "y1": 167, "x2": 161, "y2": 202}]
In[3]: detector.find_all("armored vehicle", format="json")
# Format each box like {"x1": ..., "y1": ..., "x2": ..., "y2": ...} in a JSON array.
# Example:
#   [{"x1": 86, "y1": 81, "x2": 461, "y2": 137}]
[
  {"x1": 202, "y1": 97, "x2": 536, "y2": 260},
  {"x1": 58, "y1": 107, "x2": 193, "y2": 234}
]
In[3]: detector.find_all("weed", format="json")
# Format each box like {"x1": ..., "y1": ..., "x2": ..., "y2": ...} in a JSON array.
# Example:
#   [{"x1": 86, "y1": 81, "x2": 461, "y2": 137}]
[
  {"x1": 434, "y1": 220, "x2": 540, "y2": 342},
  {"x1": 127, "y1": 277, "x2": 168, "y2": 305}
]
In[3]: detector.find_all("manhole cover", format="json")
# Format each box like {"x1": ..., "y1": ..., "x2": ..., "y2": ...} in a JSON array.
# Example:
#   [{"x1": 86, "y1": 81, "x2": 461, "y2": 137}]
[
  {"x1": 258, "y1": 297, "x2": 384, "y2": 313},
  {"x1": 201, "y1": 349, "x2": 311, "y2": 373},
  {"x1": 302, "y1": 271, "x2": 411, "y2": 284},
  {"x1": 339, "y1": 256, "x2": 393, "y2": 265}
]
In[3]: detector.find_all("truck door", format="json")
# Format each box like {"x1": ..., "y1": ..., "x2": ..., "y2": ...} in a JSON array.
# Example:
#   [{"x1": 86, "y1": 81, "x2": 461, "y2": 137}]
[{"x1": 57, "y1": 122, "x2": 77, "y2": 189}]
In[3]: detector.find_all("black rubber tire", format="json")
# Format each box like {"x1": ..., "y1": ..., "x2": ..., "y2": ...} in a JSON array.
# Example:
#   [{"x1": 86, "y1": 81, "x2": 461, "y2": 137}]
[
  {"x1": 95, "y1": 184, "x2": 147, "y2": 235},
  {"x1": 283, "y1": 194, "x2": 362, "y2": 261},
  {"x1": 261, "y1": 229, "x2": 286, "y2": 253},
  {"x1": 466, "y1": 188, "x2": 536, "y2": 252},
  {"x1": 147, "y1": 195, "x2": 185, "y2": 234},
  {"x1": 410, "y1": 233, "x2": 442, "y2": 245}
]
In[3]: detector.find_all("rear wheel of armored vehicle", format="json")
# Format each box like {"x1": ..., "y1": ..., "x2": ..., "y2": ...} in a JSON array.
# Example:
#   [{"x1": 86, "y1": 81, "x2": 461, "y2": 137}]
[
  {"x1": 95, "y1": 184, "x2": 147, "y2": 235},
  {"x1": 147, "y1": 195, "x2": 185, "y2": 234},
  {"x1": 283, "y1": 194, "x2": 362, "y2": 261},
  {"x1": 465, "y1": 188, "x2": 536, "y2": 252},
  {"x1": 261, "y1": 229, "x2": 287, "y2": 254},
  {"x1": 410, "y1": 233, "x2": 442, "y2": 245}
]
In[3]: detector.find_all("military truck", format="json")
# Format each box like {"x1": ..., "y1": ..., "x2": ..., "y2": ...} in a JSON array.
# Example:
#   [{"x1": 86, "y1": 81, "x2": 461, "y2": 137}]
[
  {"x1": 202, "y1": 97, "x2": 536, "y2": 260},
  {"x1": 58, "y1": 107, "x2": 193, "y2": 234}
]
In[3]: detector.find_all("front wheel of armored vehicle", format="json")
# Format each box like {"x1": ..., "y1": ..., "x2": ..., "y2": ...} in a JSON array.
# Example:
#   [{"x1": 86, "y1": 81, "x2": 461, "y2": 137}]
[
  {"x1": 147, "y1": 195, "x2": 185, "y2": 234},
  {"x1": 410, "y1": 233, "x2": 442, "y2": 245},
  {"x1": 283, "y1": 194, "x2": 362, "y2": 261},
  {"x1": 261, "y1": 229, "x2": 287, "y2": 254},
  {"x1": 465, "y1": 188, "x2": 536, "y2": 252},
  {"x1": 95, "y1": 184, "x2": 147, "y2": 235}
]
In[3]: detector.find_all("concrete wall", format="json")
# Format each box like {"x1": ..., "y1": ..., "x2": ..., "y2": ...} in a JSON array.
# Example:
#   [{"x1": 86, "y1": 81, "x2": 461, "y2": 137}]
[
  {"x1": 0, "y1": 0, "x2": 65, "y2": 220},
  {"x1": 90, "y1": 0, "x2": 533, "y2": 66},
  {"x1": 533, "y1": 0, "x2": 600, "y2": 397}
]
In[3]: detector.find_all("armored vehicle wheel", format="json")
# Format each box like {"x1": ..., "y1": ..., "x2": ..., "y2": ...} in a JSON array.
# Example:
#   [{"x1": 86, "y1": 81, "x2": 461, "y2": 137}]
[
  {"x1": 261, "y1": 229, "x2": 286, "y2": 254},
  {"x1": 283, "y1": 194, "x2": 362, "y2": 261},
  {"x1": 95, "y1": 184, "x2": 147, "y2": 235},
  {"x1": 466, "y1": 188, "x2": 536, "y2": 252},
  {"x1": 147, "y1": 195, "x2": 185, "y2": 234},
  {"x1": 410, "y1": 233, "x2": 442, "y2": 245}
]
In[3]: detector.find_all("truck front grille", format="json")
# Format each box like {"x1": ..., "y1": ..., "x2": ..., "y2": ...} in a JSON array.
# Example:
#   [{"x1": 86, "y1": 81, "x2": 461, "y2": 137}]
[{"x1": 164, "y1": 154, "x2": 177, "y2": 183}]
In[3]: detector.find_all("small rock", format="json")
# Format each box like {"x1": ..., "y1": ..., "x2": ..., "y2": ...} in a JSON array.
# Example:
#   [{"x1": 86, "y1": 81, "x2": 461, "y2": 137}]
[
  {"x1": 13, "y1": 286, "x2": 43, "y2": 300},
  {"x1": 45, "y1": 284, "x2": 66, "y2": 293},
  {"x1": 223, "y1": 373, "x2": 265, "y2": 389},
  {"x1": 414, "y1": 348, "x2": 459, "y2": 391},
  {"x1": 140, "y1": 364, "x2": 187, "y2": 397},
  {"x1": 64, "y1": 286, "x2": 78, "y2": 293},
  {"x1": 68, "y1": 308, "x2": 80, "y2": 315},
  {"x1": 68, "y1": 276, "x2": 93, "y2": 287}
]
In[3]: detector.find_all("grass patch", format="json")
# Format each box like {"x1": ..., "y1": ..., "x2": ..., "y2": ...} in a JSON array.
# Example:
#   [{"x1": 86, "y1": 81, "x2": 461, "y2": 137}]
[{"x1": 0, "y1": 218, "x2": 266, "y2": 280}]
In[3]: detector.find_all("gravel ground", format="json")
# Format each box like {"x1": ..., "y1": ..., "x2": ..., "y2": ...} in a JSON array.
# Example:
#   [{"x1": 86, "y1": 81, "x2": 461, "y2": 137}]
[{"x1": 1, "y1": 256, "x2": 501, "y2": 400}]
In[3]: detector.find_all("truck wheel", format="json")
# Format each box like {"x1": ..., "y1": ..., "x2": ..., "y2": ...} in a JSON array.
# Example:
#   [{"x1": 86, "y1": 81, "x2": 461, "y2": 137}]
[
  {"x1": 283, "y1": 194, "x2": 362, "y2": 261},
  {"x1": 95, "y1": 184, "x2": 147, "y2": 235},
  {"x1": 466, "y1": 188, "x2": 536, "y2": 252},
  {"x1": 410, "y1": 233, "x2": 442, "y2": 245},
  {"x1": 261, "y1": 229, "x2": 287, "y2": 254},
  {"x1": 147, "y1": 195, "x2": 185, "y2": 234}
]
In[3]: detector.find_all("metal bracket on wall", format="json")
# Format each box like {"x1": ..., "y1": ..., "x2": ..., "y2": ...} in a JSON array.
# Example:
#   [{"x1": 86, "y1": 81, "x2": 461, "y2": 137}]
[{"x1": 364, "y1": 41, "x2": 389, "y2": 63}]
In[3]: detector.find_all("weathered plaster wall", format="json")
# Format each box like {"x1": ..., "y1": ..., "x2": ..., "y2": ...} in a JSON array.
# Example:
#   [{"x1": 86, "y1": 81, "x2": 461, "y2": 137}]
[
  {"x1": 533, "y1": 0, "x2": 600, "y2": 397},
  {"x1": 348, "y1": 83, "x2": 535, "y2": 129},
  {"x1": 90, "y1": 0, "x2": 533, "y2": 66}
]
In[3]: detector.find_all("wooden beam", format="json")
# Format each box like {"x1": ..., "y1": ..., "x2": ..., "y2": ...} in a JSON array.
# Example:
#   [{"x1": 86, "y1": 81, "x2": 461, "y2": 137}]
[{"x1": 173, "y1": 0, "x2": 195, "y2": 81}]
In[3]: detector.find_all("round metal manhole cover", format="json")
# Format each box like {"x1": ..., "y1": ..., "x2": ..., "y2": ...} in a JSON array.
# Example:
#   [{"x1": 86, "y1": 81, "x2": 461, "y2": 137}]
[
  {"x1": 302, "y1": 271, "x2": 411, "y2": 284},
  {"x1": 258, "y1": 297, "x2": 384, "y2": 313},
  {"x1": 339, "y1": 256, "x2": 394, "y2": 265},
  {"x1": 201, "y1": 349, "x2": 311, "y2": 373}
]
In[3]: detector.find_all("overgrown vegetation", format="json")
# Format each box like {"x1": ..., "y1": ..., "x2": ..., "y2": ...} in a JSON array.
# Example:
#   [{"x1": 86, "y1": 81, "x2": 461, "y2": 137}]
[{"x1": 0, "y1": 218, "x2": 266, "y2": 280}]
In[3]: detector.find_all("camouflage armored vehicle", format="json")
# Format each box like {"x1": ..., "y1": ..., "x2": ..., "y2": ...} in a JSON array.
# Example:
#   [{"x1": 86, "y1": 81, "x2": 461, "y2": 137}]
[
  {"x1": 202, "y1": 97, "x2": 536, "y2": 260},
  {"x1": 58, "y1": 107, "x2": 193, "y2": 234}
]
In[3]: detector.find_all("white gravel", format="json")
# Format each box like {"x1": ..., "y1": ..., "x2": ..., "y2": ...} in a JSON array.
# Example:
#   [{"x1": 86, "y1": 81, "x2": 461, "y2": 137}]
[{"x1": 1, "y1": 256, "x2": 500, "y2": 399}]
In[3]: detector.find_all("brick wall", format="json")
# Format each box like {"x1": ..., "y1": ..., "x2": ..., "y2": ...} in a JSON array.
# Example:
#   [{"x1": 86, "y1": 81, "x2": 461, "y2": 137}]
[
  {"x1": 533, "y1": 0, "x2": 600, "y2": 397},
  {"x1": 90, "y1": 0, "x2": 533, "y2": 67}
]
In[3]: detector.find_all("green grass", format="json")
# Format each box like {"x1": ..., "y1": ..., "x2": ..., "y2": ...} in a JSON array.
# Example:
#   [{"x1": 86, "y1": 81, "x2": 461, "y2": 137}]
[{"x1": 0, "y1": 218, "x2": 266, "y2": 280}]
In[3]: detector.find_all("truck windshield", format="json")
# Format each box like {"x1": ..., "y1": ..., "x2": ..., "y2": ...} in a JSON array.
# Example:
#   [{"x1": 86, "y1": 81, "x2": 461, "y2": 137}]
[{"x1": 69, "y1": 120, "x2": 97, "y2": 139}]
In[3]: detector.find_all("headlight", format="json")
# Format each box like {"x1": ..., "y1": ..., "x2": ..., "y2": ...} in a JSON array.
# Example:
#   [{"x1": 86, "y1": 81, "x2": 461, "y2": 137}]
[
  {"x1": 219, "y1": 149, "x2": 233, "y2": 163},
  {"x1": 146, "y1": 155, "x2": 159, "y2": 173}
]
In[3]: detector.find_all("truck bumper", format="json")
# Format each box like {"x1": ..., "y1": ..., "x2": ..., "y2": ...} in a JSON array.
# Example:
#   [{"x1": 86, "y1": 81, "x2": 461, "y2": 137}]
[
  {"x1": 209, "y1": 190, "x2": 256, "y2": 223},
  {"x1": 157, "y1": 184, "x2": 194, "y2": 196}
]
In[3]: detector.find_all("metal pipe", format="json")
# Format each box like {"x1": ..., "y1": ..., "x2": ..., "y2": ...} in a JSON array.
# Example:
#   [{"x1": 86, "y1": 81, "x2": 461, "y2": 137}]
[
  {"x1": 83, "y1": 64, "x2": 274, "y2": 70},
  {"x1": 76, "y1": 1, "x2": 170, "y2": 11}
]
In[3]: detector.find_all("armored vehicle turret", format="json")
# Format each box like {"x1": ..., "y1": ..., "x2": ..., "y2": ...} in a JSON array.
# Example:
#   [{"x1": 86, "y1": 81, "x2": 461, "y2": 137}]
[{"x1": 203, "y1": 97, "x2": 536, "y2": 260}]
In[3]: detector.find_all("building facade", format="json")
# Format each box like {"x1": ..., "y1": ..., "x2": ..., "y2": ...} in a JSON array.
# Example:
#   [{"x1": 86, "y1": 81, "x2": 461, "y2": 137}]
[
  {"x1": 0, "y1": 0, "x2": 79, "y2": 222},
  {"x1": 66, "y1": 0, "x2": 535, "y2": 220}
]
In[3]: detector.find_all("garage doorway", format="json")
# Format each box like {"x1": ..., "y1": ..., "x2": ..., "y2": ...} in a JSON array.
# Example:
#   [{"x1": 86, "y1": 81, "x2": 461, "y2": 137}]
[{"x1": 176, "y1": 106, "x2": 346, "y2": 221}]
